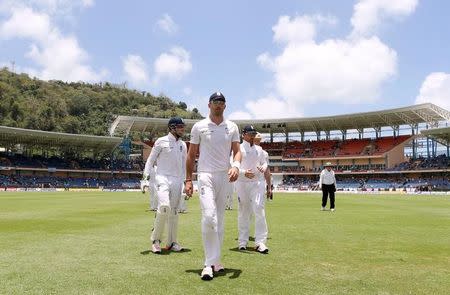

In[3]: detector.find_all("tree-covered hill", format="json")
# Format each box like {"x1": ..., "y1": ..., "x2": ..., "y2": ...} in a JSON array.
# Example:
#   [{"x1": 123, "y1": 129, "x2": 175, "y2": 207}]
[{"x1": 0, "y1": 68, "x2": 202, "y2": 136}]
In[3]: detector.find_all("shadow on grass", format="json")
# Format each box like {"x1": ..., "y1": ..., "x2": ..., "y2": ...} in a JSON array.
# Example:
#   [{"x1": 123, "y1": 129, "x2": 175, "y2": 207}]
[
  {"x1": 185, "y1": 268, "x2": 242, "y2": 279},
  {"x1": 229, "y1": 247, "x2": 256, "y2": 254},
  {"x1": 234, "y1": 236, "x2": 272, "y2": 242},
  {"x1": 140, "y1": 248, "x2": 192, "y2": 256}
]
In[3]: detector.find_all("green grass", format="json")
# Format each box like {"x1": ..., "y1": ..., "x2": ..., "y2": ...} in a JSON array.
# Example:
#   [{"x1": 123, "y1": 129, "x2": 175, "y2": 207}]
[{"x1": 1, "y1": 192, "x2": 449, "y2": 295}]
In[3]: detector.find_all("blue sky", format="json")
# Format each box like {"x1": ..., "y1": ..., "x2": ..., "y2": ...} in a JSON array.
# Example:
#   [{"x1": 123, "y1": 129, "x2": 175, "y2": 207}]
[{"x1": 1, "y1": 0, "x2": 450, "y2": 119}]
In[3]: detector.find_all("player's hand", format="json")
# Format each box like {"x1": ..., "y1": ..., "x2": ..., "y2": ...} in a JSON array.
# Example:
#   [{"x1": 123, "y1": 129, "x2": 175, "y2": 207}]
[
  {"x1": 267, "y1": 188, "x2": 273, "y2": 200},
  {"x1": 257, "y1": 166, "x2": 265, "y2": 173},
  {"x1": 244, "y1": 169, "x2": 255, "y2": 179},
  {"x1": 228, "y1": 167, "x2": 239, "y2": 182},
  {"x1": 184, "y1": 181, "x2": 193, "y2": 197}
]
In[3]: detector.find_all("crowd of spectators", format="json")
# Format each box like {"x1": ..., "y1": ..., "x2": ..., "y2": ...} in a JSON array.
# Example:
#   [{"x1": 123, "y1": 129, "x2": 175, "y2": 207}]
[
  {"x1": 0, "y1": 152, "x2": 143, "y2": 171},
  {"x1": 278, "y1": 175, "x2": 450, "y2": 191},
  {"x1": 393, "y1": 155, "x2": 449, "y2": 170},
  {"x1": 0, "y1": 175, "x2": 140, "y2": 189}
]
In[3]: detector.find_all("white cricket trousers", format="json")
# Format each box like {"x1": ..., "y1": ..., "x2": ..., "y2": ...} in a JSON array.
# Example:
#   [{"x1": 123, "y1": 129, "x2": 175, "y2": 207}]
[
  {"x1": 149, "y1": 183, "x2": 158, "y2": 210},
  {"x1": 236, "y1": 179, "x2": 268, "y2": 246},
  {"x1": 198, "y1": 171, "x2": 229, "y2": 266},
  {"x1": 150, "y1": 174, "x2": 183, "y2": 246}
]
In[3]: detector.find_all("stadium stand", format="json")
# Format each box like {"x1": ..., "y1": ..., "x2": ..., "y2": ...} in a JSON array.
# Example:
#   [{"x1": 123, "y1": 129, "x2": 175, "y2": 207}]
[{"x1": 1, "y1": 103, "x2": 449, "y2": 192}]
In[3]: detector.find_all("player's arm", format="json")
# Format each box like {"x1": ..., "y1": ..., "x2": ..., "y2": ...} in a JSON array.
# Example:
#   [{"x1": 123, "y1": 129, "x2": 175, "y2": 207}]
[
  {"x1": 143, "y1": 141, "x2": 161, "y2": 180},
  {"x1": 228, "y1": 141, "x2": 241, "y2": 182},
  {"x1": 256, "y1": 148, "x2": 268, "y2": 173},
  {"x1": 185, "y1": 143, "x2": 198, "y2": 197}
]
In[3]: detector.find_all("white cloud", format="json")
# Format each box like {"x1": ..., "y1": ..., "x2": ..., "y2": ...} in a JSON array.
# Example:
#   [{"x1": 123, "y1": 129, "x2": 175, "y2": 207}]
[
  {"x1": 351, "y1": 0, "x2": 418, "y2": 37},
  {"x1": 229, "y1": 95, "x2": 303, "y2": 119},
  {"x1": 273, "y1": 14, "x2": 337, "y2": 45},
  {"x1": 153, "y1": 46, "x2": 192, "y2": 81},
  {"x1": 228, "y1": 111, "x2": 252, "y2": 120},
  {"x1": 258, "y1": 15, "x2": 397, "y2": 107},
  {"x1": 122, "y1": 54, "x2": 149, "y2": 86},
  {"x1": 0, "y1": 6, "x2": 52, "y2": 42},
  {"x1": 249, "y1": 2, "x2": 418, "y2": 116},
  {"x1": 415, "y1": 72, "x2": 450, "y2": 110},
  {"x1": 81, "y1": 0, "x2": 94, "y2": 7},
  {"x1": 156, "y1": 13, "x2": 178, "y2": 35},
  {"x1": 0, "y1": 1, "x2": 96, "y2": 16},
  {"x1": 0, "y1": 5, "x2": 105, "y2": 82}
]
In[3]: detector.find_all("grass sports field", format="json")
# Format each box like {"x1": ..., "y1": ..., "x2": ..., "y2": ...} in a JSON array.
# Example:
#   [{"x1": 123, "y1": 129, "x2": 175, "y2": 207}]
[{"x1": 1, "y1": 191, "x2": 449, "y2": 295}]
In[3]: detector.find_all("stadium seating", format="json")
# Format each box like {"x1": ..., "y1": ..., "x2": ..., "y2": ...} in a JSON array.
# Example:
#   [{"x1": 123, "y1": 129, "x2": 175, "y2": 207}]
[
  {"x1": 0, "y1": 152, "x2": 143, "y2": 171},
  {"x1": 278, "y1": 175, "x2": 450, "y2": 191},
  {"x1": 0, "y1": 175, "x2": 140, "y2": 189},
  {"x1": 392, "y1": 154, "x2": 449, "y2": 170},
  {"x1": 279, "y1": 136, "x2": 412, "y2": 159},
  {"x1": 372, "y1": 135, "x2": 411, "y2": 155}
]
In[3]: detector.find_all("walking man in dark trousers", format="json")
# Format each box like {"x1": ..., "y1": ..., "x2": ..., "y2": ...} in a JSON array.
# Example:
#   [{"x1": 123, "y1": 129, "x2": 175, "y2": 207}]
[{"x1": 319, "y1": 162, "x2": 336, "y2": 212}]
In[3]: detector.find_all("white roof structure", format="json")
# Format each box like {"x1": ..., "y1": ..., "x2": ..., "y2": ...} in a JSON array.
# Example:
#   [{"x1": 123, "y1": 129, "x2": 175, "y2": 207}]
[
  {"x1": 421, "y1": 127, "x2": 450, "y2": 146},
  {"x1": 109, "y1": 103, "x2": 450, "y2": 136},
  {"x1": 0, "y1": 126, "x2": 122, "y2": 150}
]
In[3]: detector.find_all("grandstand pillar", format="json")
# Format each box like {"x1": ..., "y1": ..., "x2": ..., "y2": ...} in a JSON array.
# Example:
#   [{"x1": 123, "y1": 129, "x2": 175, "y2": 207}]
[
  {"x1": 357, "y1": 128, "x2": 364, "y2": 139},
  {"x1": 411, "y1": 124, "x2": 418, "y2": 159},
  {"x1": 270, "y1": 131, "x2": 274, "y2": 143},
  {"x1": 374, "y1": 127, "x2": 381, "y2": 138},
  {"x1": 432, "y1": 140, "x2": 437, "y2": 157},
  {"x1": 300, "y1": 131, "x2": 304, "y2": 142},
  {"x1": 325, "y1": 130, "x2": 330, "y2": 140},
  {"x1": 392, "y1": 125, "x2": 399, "y2": 138},
  {"x1": 316, "y1": 131, "x2": 320, "y2": 141},
  {"x1": 341, "y1": 130, "x2": 347, "y2": 140},
  {"x1": 426, "y1": 136, "x2": 430, "y2": 159},
  {"x1": 285, "y1": 130, "x2": 289, "y2": 143}
]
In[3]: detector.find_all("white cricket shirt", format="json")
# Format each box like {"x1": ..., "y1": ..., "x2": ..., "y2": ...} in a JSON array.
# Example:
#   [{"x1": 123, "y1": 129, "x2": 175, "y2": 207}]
[
  {"x1": 319, "y1": 169, "x2": 336, "y2": 185},
  {"x1": 238, "y1": 140, "x2": 267, "y2": 182},
  {"x1": 144, "y1": 132, "x2": 187, "y2": 178},
  {"x1": 257, "y1": 146, "x2": 269, "y2": 181},
  {"x1": 190, "y1": 117, "x2": 240, "y2": 172}
]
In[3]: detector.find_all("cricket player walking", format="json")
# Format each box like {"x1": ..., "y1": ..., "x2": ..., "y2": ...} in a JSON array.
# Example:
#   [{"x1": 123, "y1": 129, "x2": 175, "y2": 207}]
[
  {"x1": 145, "y1": 117, "x2": 187, "y2": 253},
  {"x1": 185, "y1": 91, "x2": 241, "y2": 281},
  {"x1": 236, "y1": 126, "x2": 269, "y2": 254}
]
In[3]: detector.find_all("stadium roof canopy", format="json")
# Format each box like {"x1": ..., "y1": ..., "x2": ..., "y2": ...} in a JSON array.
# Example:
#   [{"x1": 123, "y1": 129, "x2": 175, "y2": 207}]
[
  {"x1": 0, "y1": 126, "x2": 122, "y2": 151},
  {"x1": 421, "y1": 127, "x2": 450, "y2": 146},
  {"x1": 110, "y1": 103, "x2": 450, "y2": 136}
]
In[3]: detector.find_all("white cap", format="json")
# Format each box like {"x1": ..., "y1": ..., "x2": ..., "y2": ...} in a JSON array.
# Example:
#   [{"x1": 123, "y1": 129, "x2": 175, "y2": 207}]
[{"x1": 254, "y1": 132, "x2": 263, "y2": 140}]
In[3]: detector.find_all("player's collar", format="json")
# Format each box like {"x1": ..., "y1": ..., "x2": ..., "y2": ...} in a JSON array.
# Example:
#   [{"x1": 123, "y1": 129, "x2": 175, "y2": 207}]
[
  {"x1": 168, "y1": 132, "x2": 178, "y2": 141},
  {"x1": 207, "y1": 116, "x2": 226, "y2": 126},
  {"x1": 242, "y1": 140, "x2": 254, "y2": 148}
]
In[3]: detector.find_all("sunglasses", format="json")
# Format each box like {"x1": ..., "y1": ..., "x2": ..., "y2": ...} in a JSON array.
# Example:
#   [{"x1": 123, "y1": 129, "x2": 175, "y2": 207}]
[{"x1": 211, "y1": 100, "x2": 225, "y2": 105}]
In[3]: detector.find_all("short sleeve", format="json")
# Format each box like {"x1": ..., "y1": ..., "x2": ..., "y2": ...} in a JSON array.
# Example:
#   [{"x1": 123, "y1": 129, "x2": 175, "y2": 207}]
[
  {"x1": 230, "y1": 122, "x2": 240, "y2": 143},
  {"x1": 190, "y1": 123, "x2": 200, "y2": 144}
]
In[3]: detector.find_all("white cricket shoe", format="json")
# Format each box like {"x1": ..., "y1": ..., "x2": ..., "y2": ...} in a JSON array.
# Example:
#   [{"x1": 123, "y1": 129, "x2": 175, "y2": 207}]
[
  {"x1": 321, "y1": 207, "x2": 326, "y2": 211},
  {"x1": 238, "y1": 243, "x2": 247, "y2": 251},
  {"x1": 331, "y1": 208, "x2": 336, "y2": 212},
  {"x1": 168, "y1": 242, "x2": 184, "y2": 252},
  {"x1": 152, "y1": 240, "x2": 161, "y2": 254},
  {"x1": 201, "y1": 266, "x2": 213, "y2": 281},
  {"x1": 256, "y1": 243, "x2": 269, "y2": 254}
]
